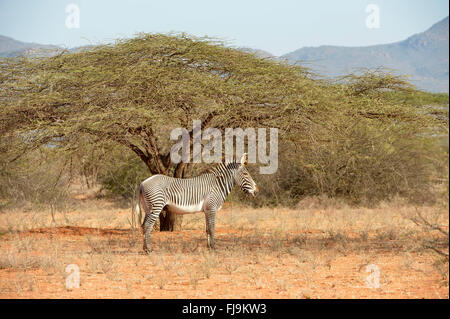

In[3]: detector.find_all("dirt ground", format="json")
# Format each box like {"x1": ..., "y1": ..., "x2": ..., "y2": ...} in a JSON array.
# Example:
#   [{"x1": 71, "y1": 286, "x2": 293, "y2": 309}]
[{"x1": 0, "y1": 198, "x2": 448, "y2": 299}]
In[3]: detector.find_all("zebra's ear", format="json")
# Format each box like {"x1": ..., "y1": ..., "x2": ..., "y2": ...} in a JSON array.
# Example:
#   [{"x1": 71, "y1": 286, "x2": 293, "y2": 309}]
[{"x1": 240, "y1": 153, "x2": 248, "y2": 166}]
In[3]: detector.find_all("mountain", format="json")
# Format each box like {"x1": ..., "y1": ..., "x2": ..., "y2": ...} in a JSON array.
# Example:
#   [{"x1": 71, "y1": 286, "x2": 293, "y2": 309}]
[
  {"x1": 282, "y1": 17, "x2": 449, "y2": 93},
  {"x1": 2, "y1": 17, "x2": 448, "y2": 92},
  {"x1": 0, "y1": 35, "x2": 60, "y2": 57}
]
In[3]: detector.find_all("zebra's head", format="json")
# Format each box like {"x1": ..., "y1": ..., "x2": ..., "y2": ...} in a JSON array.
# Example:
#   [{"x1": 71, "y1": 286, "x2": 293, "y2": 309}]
[{"x1": 234, "y1": 153, "x2": 258, "y2": 197}]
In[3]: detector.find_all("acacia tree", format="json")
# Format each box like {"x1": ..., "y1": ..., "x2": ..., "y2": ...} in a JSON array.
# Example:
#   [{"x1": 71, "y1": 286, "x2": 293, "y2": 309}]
[
  {"x1": 1, "y1": 34, "x2": 445, "y2": 229},
  {"x1": 0, "y1": 34, "x2": 325, "y2": 230}
]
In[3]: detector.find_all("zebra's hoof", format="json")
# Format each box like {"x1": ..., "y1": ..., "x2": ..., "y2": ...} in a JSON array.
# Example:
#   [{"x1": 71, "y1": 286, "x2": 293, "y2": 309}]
[{"x1": 143, "y1": 245, "x2": 152, "y2": 254}]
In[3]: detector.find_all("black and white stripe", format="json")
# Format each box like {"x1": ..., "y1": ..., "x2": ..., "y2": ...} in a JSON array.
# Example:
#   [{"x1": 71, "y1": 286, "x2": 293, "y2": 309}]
[{"x1": 137, "y1": 154, "x2": 258, "y2": 253}]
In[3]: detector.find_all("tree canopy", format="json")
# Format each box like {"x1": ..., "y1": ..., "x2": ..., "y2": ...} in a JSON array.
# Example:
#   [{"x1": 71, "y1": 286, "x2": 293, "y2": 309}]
[{"x1": 2, "y1": 33, "x2": 443, "y2": 173}]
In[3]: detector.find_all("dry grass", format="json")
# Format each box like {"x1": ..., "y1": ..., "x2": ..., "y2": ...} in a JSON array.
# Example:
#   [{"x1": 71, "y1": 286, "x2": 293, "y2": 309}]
[{"x1": 0, "y1": 197, "x2": 448, "y2": 298}]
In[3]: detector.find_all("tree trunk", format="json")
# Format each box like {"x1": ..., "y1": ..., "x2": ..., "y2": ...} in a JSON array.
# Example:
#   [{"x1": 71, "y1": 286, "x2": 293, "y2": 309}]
[
  {"x1": 158, "y1": 162, "x2": 185, "y2": 231},
  {"x1": 159, "y1": 206, "x2": 183, "y2": 231}
]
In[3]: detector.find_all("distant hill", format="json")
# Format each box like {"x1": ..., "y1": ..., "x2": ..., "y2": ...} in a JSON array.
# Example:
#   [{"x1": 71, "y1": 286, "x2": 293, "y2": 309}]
[
  {"x1": 0, "y1": 35, "x2": 60, "y2": 57},
  {"x1": 2, "y1": 17, "x2": 448, "y2": 92},
  {"x1": 282, "y1": 17, "x2": 449, "y2": 93}
]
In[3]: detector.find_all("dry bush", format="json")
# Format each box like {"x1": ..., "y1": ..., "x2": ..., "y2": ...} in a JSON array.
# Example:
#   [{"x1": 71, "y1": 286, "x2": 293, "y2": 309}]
[
  {"x1": 224, "y1": 259, "x2": 239, "y2": 275},
  {"x1": 9, "y1": 272, "x2": 36, "y2": 294},
  {"x1": 37, "y1": 254, "x2": 64, "y2": 276},
  {"x1": 86, "y1": 234, "x2": 106, "y2": 254},
  {"x1": 155, "y1": 270, "x2": 170, "y2": 289},
  {"x1": 0, "y1": 244, "x2": 63, "y2": 275},
  {"x1": 295, "y1": 195, "x2": 349, "y2": 210},
  {"x1": 87, "y1": 251, "x2": 116, "y2": 275},
  {"x1": 200, "y1": 251, "x2": 217, "y2": 279},
  {"x1": 398, "y1": 207, "x2": 449, "y2": 286},
  {"x1": 189, "y1": 265, "x2": 203, "y2": 290},
  {"x1": 0, "y1": 145, "x2": 70, "y2": 210},
  {"x1": 0, "y1": 250, "x2": 38, "y2": 270},
  {"x1": 409, "y1": 209, "x2": 449, "y2": 257}
]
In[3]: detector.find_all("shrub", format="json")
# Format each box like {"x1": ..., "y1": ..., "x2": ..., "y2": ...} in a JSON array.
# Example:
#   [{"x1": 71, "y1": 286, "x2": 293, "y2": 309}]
[
  {"x1": 0, "y1": 143, "x2": 70, "y2": 210},
  {"x1": 97, "y1": 147, "x2": 149, "y2": 199}
]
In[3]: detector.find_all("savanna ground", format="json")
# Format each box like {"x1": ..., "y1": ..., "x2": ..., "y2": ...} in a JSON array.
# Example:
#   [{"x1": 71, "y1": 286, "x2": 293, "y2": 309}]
[{"x1": 0, "y1": 185, "x2": 448, "y2": 299}]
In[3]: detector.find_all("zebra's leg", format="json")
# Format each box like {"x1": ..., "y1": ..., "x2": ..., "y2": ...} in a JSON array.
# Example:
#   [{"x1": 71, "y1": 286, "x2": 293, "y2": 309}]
[
  {"x1": 204, "y1": 210, "x2": 217, "y2": 249},
  {"x1": 142, "y1": 204, "x2": 164, "y2": 254}
]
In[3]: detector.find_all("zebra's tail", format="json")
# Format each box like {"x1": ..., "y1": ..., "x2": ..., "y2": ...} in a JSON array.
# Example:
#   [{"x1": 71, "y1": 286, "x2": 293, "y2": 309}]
[
  {"x1": 135, "y1": 201, "x2": 141, "y2": 222},
  {"x1": 134, "y1": 185, "x2": 145, "y2": 232}
]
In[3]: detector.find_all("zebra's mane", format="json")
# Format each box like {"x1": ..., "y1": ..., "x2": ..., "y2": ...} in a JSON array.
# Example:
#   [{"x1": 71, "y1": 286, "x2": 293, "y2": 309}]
[{"x1": 206, "y1": 162, "x2": 240, "y2": 177}]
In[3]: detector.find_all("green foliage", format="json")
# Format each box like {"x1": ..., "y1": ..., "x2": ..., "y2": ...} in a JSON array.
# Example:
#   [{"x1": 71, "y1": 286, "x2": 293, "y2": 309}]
[
  {"x1": 290, "y1": 123, "x2": 444, "y2": 205},
  {"x1": 338, "y1": 68, "x2": 416, "y2": 96},
  {"x1": 0, "y1": 33, "x2": 448, "y2": 208},
  {"x1": 97, "y1": 148, "x2": 149, "y2": 199},
  {"x1": 383, "y1": 90, "x2": 449, "y2": 106},
  {"x1": 233, "y1": 125, "x2": 447, "y2": 207}
]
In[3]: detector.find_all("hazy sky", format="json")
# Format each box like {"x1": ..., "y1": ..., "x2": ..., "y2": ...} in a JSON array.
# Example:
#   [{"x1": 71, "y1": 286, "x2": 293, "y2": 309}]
[{"x1": 1, "y1": 0, "x2": 448, "y2": 56}]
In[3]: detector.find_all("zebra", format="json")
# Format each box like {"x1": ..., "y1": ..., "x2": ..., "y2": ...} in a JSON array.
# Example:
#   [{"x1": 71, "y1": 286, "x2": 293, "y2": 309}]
[{"x1": 136, "y1": 153, "x2": 258, "y2": 253}]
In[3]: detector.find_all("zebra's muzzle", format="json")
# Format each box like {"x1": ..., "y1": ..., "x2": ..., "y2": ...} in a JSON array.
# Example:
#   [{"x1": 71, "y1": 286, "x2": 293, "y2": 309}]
[{"x1": 251, "y1": 185, "x2": 258, "y2": 197}]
